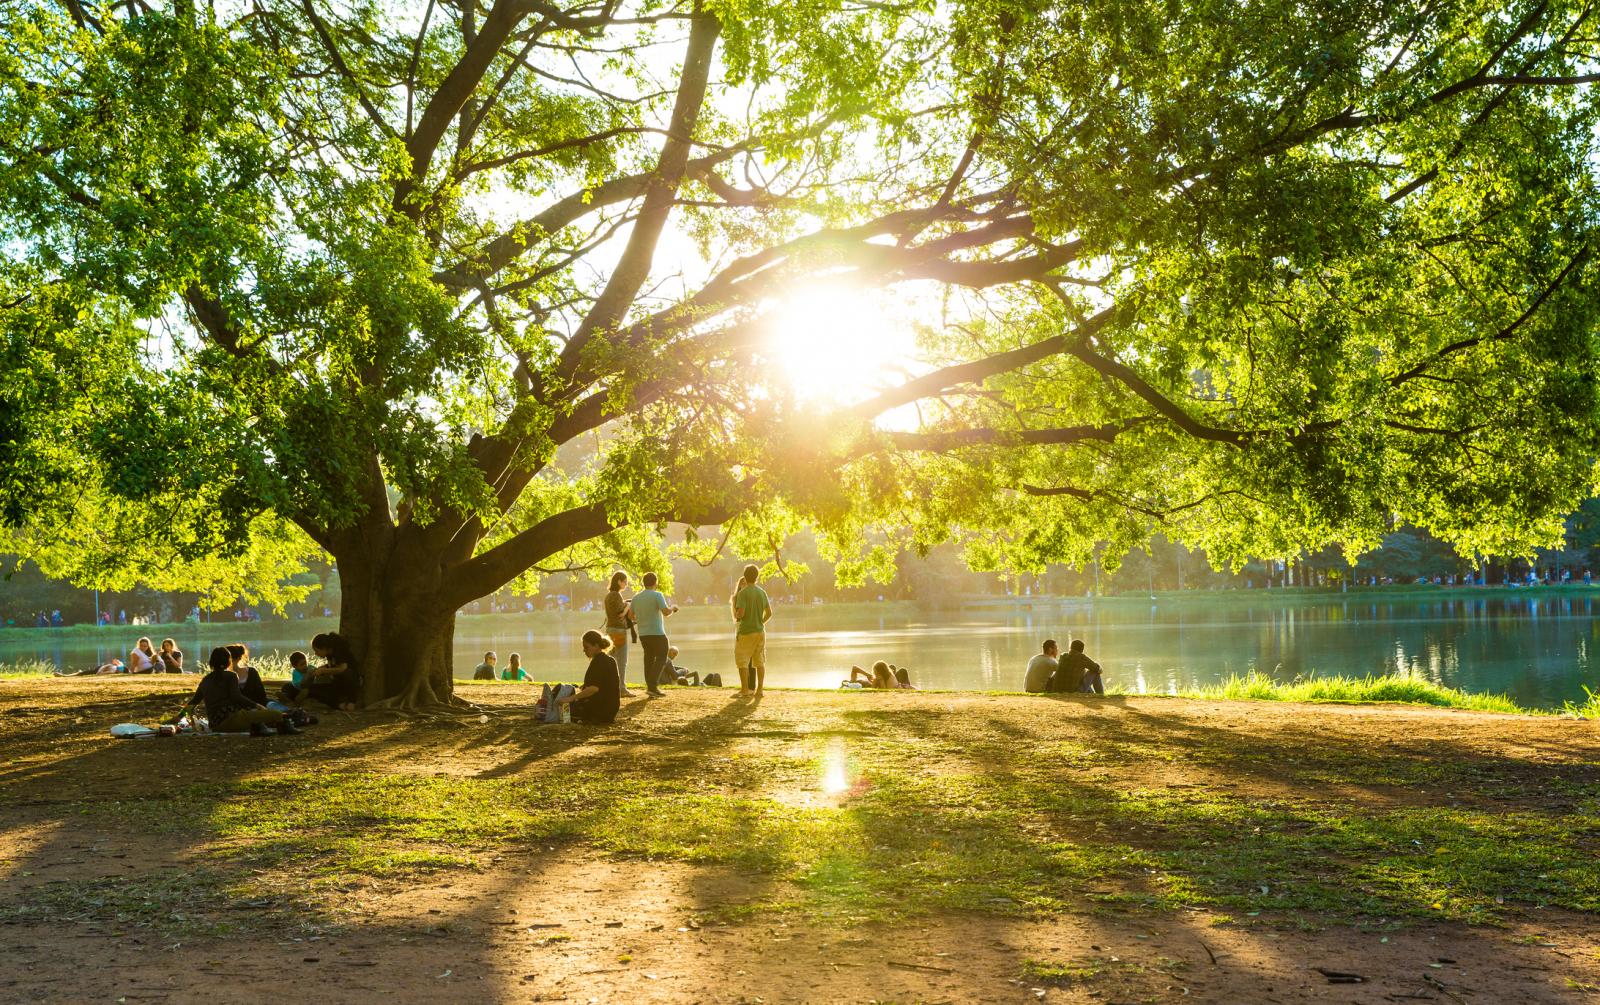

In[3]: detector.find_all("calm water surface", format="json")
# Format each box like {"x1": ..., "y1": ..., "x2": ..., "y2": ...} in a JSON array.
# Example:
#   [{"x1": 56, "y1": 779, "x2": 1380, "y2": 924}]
[{"x1": 6, "y1": 594, "x2": 1596, "y2": 709}]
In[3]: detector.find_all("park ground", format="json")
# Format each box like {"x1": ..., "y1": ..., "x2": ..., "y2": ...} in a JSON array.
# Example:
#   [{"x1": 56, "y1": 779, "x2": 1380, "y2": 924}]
[{"x1": 1, "y1": 679, "x2": 1598, "y2": 1004}]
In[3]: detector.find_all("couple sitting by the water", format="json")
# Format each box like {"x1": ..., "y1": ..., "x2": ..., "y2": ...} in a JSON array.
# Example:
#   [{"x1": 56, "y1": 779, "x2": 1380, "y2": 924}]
[
  {"x1": 843, "y1": 661, "x2": 917, "y2": 690},
  {"x1": 1024, "y1": 639, "x2": 1104, "y2": 695}
]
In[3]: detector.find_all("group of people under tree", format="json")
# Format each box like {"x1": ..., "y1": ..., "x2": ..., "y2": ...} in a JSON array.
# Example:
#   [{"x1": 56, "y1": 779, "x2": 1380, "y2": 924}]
[
  {"x1": 1025, "y1": 638, "x2": 1105, "y2": 694},
  {"x1": 164, "y1": 633, "x2": 361, "y2": 734}
]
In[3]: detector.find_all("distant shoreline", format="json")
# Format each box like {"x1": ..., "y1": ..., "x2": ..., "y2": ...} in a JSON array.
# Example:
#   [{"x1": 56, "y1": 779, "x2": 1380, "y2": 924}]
[{"x1": 4, "y1": 584, "x2": 1595, "y2": 637}]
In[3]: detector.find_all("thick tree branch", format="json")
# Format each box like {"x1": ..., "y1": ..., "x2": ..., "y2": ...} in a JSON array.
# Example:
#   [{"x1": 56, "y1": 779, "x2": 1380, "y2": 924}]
[
  {"x1": 557, "y1": 13, "x2": 721, "y2": 375},
  {"x1": 396, "y1": 0, "x2": 534, "y2": 217}
]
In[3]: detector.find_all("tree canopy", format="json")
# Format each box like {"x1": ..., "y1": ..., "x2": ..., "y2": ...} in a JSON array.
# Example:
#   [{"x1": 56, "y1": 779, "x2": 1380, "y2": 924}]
[{"x1": 4, "y1": 0, "x2": 1599, "y2": 701}]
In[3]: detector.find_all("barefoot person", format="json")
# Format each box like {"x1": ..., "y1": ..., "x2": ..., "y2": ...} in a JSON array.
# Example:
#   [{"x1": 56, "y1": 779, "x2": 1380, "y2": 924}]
[
  {"x1": 554, "y1": 630, "x2": 622, "y2": 725},
  {"x1": 630, "y1": 571, "x2": 680, "y2": 697},
  {"x1": 604, "y1": 571, "x2": 638, "y2": 698},
  {"x1": 731, "y1": 564, "x2": 772, "y2": 694}
]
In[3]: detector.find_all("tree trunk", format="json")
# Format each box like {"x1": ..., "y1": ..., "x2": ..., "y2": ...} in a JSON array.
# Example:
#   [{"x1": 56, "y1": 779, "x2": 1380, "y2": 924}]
[{"x1": 333, "y1": 537, "x2": 461, "y2": 708}]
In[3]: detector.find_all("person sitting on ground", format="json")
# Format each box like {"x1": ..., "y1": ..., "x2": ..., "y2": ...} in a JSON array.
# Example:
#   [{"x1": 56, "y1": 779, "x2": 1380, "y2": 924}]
[
  {"x1": 127, "y1": 637, "x2": 160, "y2": 674},
  {"x1": 847, "y1": 661, "x2": 916, "y2": 689},
  {"x1": 501, "y1": 652, "x2": 530, "y2": 681},
  {"x1": 1025, "y1": 639, "x2": 1059, "y2": 693},
  {"x1": 472, "y1": 650, "x2": 498, "y2": 680},
  {"x1": 660, "y1": 645, "x2": 699, "y2": 686},
  {"x1": 158, "y1": 638, "x2": 184, "y2": 674},
  {"x1": 274, "y1": 650, "x2": 313, "y2": 706},
  {"x1": 54, "y1": 658, "x2": 125, "y2": 676},
  {"x1": 171, "y1": 646, "x2": 299, "y2": 735},
  {"x1": 224, "y1": 644, "x2": 272, "y2": 705},
  {"x1": 1049, "y1": 639, "x2": 1103, "y2": 695},
  {"x1": 307, "y1": 632, "x2": 361, "y2": 711},
  {"x1": 555, "y1": 630, "x2": 622, "y2": 724}
]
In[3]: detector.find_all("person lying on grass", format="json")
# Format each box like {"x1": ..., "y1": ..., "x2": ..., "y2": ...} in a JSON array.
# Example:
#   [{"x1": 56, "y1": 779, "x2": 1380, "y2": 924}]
[
  {"x1": 553, "y1": 631, "x2": 621, "y2": 724},
  {"x1": 54, "y1": 659, "x2": 125, "y2": 676},
  {"x1": 847, "y1": 661, "x2": 917, "y2": 689},
  {"x1": 660, "y1": 646, "x2": 699, "y2": 686},
  {"x1": 169, "y1": 646, "x2": 300, "y2": 736}
]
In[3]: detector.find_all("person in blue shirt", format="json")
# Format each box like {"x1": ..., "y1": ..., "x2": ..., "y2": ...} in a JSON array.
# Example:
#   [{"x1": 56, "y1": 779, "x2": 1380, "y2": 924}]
[
  {"x1": 629, "y1": 572, "x2": 679, "y2": 697},
  {"x1": 274, "y1": 650, "x2": 312, "y2": 706}
]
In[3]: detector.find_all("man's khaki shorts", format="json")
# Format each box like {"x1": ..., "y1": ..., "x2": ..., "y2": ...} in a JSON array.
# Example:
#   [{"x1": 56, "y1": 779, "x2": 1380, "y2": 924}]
[{"x1": 734, "y1": 631, "x2": 766, "y2": 672}]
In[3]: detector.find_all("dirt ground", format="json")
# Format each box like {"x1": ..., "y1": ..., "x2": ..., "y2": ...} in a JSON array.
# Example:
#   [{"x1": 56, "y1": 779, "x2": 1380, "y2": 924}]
[{"x1": 2, "y1": 677, "x2": 1597, "y2": 1004}]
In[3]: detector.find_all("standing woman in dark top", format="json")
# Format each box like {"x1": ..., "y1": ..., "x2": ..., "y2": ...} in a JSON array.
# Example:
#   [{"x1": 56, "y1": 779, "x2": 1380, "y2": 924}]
[
  {"x1": 171, "y1": 647, "x2": 297, "y2": 735},
  {"x1": 604, "y1": 571, "x2": 637, "y2": 698},
  {"x1": 308, "y1": 632, "x2": 361, "y2": 711},
  {"x1": 557, "y1": 630, "x2": 621, "y2": 724}
]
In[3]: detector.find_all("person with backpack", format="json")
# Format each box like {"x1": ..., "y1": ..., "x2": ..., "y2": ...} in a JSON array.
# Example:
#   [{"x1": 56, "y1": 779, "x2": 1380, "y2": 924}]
[
  {"x1": 731, "y1": 564, "x2": 773, "y2": 694},
  {"x1": 553, "y1": 631, "x2": 621, "y2": 724}
]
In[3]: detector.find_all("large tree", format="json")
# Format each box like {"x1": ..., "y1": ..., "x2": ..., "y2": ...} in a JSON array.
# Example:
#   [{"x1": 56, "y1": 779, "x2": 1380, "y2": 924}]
[{"x1": 4, "y1": 0, "x2": 1600, "y2": 705}]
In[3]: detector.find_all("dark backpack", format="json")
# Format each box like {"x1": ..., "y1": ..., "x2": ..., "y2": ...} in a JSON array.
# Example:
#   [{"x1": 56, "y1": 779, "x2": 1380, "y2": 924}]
[{"x1": 703, "y1": 673, "x2": 723, "y2": 687}]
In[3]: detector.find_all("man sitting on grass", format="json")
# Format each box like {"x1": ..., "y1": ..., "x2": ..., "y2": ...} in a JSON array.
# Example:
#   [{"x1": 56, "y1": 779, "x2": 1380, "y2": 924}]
[
  {"x1": 1049, "y1": 640, "x2": 1104, "y2": 695},
  {"x1": 660, "y1": 646, "x2": 699, "y2": 686},
  {"x1": 1024, "y1": 639, "x2": 1059, "y2": 693}
]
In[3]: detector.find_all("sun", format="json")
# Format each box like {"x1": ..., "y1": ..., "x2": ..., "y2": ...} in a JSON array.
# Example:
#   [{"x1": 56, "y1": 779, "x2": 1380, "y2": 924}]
[{"x1": 766, "y1": 282, "x2": 919, "y2": 406}]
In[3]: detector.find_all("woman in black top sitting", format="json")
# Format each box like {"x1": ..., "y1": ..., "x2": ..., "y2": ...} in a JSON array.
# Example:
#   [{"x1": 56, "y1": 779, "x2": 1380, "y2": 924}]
[
  {"x1": 172, "y1": 647, "x2": 298, "y2": 735},
  {"x1": 556, "y1": 631, "x2": 621, "y2": 724},
  {"x1": 307, "y1": 632, "x2": 361, "y2": 711}
]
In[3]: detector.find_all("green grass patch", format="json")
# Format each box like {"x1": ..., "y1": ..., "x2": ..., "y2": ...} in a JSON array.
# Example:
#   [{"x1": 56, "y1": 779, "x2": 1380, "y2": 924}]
[{"x1": 1174, "y1": 671, "x2": 1532, "y2": 714}]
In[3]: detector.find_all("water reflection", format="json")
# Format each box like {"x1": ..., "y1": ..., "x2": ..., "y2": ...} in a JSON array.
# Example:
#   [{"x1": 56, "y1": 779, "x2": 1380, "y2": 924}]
[{"x1": 5, "y1": 593, "x2": 1597, "y2": 710}]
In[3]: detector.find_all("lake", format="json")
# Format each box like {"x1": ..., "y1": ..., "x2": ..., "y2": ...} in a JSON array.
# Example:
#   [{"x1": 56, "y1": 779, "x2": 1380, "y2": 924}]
[{"x1": 5, "y1": 592, "x2": 1596, "y2": 709}]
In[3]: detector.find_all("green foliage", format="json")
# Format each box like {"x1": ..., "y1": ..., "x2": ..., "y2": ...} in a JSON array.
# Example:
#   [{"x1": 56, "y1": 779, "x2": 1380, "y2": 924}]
[{"x1": 4, "y1": 0, "x2": 1600, "y2": 660}]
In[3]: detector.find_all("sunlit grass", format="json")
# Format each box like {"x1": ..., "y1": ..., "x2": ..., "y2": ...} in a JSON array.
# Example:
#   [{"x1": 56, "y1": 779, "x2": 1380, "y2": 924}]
[
  {"x1": 1173, "y1": 671, "x2": 1532, "y2": 714},
  {"x1": 1562, "y1": 686, "x2": 1600, "y2": 719},
  {"x1": 0, "y1": 659, "x2": 58, "y2": 678}
]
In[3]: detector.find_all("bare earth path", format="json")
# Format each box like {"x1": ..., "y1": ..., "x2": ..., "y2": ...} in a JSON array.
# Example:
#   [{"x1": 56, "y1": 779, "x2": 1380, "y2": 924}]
[{"x1": 1, "y1": 678, "x2": 1597, "y2": 1004}]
